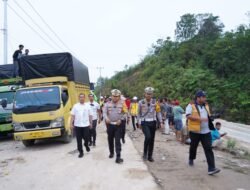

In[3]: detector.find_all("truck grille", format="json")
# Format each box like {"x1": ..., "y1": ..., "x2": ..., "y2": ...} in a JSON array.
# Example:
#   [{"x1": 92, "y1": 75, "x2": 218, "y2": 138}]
[{"x1": 23, "y1": 120, "x2": 51, "y2": 129}]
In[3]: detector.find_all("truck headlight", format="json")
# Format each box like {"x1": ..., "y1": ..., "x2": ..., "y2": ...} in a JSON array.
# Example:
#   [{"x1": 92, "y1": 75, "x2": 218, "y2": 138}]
[
  {"x1": 6, "y1": 116, "x2": 12, "y2": 122},
  {"x1": 13, "y1": 122, "x2": 23, "y2": 131},
  {"x1": 51, "y1": 117, "x2": 64, "y2": 128}
]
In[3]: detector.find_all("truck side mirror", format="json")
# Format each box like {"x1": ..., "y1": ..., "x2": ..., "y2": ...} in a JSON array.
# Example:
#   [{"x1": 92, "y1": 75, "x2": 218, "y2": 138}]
[
  {"x1": 61, "y1": 92, "x2": 68, "y2": 106},
  {"x1": 0, "y1": 99, "x2": 7, "y2": 108}
]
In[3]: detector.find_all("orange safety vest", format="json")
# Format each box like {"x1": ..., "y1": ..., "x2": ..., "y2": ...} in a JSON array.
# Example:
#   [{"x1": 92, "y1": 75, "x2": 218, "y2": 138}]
[{"x1": 188, "y1": 103, "x2": 211, "y2": 132}]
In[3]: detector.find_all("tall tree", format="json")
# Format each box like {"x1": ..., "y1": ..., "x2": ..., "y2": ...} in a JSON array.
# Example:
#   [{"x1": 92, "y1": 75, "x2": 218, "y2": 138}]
[
  {"x1": 197, "y1": 15, "x2": 224, "y2": 39},
  {"x1": 175, "y1": 14, "x2": 197, "y2": 41}
]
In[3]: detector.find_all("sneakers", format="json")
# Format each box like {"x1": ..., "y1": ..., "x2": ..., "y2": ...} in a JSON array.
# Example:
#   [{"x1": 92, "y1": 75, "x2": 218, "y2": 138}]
[
  {"x1": 109, "y1": 153, "x2": 114, "y2": 158},
  {"x1": 78, "y1": 152, "x2": 84, "y2": 158},
  {"x1": 208, "y1": 168, "x2": 220, "y2": 175},
  {"x1": 116, "y1": 158, "x2": 124, "y2": 164},
  {"x1": 189, "y1": 159, "x2": 194, "y2": 166}
]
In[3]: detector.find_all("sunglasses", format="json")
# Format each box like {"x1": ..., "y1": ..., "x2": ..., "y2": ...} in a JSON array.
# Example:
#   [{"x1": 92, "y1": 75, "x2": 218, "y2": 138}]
[{"x1": 90, "y1": 103, "x2": 94, "y2": 106}]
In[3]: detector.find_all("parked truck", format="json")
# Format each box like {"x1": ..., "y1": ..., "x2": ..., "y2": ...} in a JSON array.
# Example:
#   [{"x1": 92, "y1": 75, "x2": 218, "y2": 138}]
[
  {"x1": 0, "y1": 64, "x2": 22, "y2": 137},
  {"x1": 13, "y1": 53, "x2": 90, "y2": 146}
]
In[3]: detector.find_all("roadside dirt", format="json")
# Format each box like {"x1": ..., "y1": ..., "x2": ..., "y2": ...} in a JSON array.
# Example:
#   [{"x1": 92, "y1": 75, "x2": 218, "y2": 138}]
[{"x1": 127, "y1": 126, "x2": 250, "y2": 190}]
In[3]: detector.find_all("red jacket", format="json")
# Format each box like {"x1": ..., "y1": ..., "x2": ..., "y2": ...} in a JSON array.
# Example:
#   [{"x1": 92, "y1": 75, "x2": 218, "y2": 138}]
[{"x1": 125, "y1": 99, "x2": 131, "y2": 109}]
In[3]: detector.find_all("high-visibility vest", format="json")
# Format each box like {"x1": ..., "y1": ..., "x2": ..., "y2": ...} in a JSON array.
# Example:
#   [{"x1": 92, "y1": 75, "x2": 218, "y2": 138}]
[
  {"x1": 188, "y1": 103, "x2": 211, "y2": 132},
  {"x1": 130, "y1": 103, "x2": 138, "y2": 116},
  {"x1": 156, "y1": 102, "x2": 161, "y2": 113}
]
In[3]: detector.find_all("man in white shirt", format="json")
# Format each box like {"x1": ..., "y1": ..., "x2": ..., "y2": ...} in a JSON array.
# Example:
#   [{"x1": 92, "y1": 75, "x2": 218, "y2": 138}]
[
  {"x1": 71, "y1": 93, "x2": 93, "y2": 158},
  {"x1": 87, "y1": 94, "x2": 101, "y2": 146}
]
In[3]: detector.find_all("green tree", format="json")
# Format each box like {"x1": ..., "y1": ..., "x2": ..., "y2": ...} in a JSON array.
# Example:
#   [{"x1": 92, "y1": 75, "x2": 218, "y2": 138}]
[
  {"x1": 175, "y1": 14, "x2": 197, "y2": 41},
  {"x1": 197, "y1": 15, "x2": 224, "y2": 39}
]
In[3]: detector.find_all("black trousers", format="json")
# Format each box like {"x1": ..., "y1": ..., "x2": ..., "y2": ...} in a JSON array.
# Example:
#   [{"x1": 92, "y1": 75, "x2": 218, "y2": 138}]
[
  {"x1": 89, "y1": 120, "x2": 97, "y2": 143},
  {"x1": 13, "y1": 60, "x2": 20, "y2": 77},
  {"x1": 131, "y1": 116, "x2": 137, "y2": 130},
  {"x1": 121, "y1": 120, "x2": 126, "y2": 140},
  {"x1": 189, "y1": 132, "x2": 215, "y2": 170},
  {"x1": 107, "y1": 124, "x2": 122, "y2": 158},
  {"x1": 142, "y1": 121, "x2": 156, "y2": 158},
  {"x1": 75, "y1": 126, "x2": 90, "y2": 153}
]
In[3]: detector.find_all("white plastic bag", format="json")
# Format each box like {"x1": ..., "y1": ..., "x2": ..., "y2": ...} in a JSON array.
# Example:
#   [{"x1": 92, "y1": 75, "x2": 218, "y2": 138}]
[{"x1": 164, "y1": 119, "x2": 170, "y2": 134}]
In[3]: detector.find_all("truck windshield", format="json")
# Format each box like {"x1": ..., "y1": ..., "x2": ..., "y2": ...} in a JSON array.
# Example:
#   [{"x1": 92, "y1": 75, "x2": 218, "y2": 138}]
[
  {"x1": 13, "y1": 87, "x2": 60, "y2": 114},
  {"x1": 0, "y1": 91, "x2": 15, "y2": 104}
]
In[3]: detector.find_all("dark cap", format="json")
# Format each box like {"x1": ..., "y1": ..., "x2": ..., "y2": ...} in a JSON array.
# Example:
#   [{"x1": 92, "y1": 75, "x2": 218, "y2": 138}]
[{"x1": 195, "y1": 90, "x2": 206, "y2": 97}]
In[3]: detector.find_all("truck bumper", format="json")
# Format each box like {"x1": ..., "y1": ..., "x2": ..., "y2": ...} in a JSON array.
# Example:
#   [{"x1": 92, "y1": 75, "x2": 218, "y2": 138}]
[
  {"x1": 14, "y1": 128, "x2": 62, "y2": 141},
  {"x1": 0, "y1": 123, "x2": 13, "y2": 132}
]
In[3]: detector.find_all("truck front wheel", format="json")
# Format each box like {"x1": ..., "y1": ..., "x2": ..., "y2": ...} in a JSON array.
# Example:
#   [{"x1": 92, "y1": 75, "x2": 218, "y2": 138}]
[
  {"x1": 22, "y1": 140, "x2": 35, "y2": 147},
  {"x1": 61, "y1": 131, "x2": 72, "y2": 143}
]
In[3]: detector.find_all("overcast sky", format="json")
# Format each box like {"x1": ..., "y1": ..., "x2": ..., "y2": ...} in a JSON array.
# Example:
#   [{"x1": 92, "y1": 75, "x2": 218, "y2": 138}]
[{"x1": 0, "y1": 0, "x2": 249, "y2": 82}]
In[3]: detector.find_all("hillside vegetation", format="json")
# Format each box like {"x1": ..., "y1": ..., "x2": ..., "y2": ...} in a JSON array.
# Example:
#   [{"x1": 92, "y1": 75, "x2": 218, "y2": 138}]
[{"x1": 96, "y1": 13, "x2": 250, "y2": 124}]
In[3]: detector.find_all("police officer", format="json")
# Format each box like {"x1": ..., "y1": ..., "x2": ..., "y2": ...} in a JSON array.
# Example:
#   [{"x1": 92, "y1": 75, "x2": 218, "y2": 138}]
[
  {"x1": 138, "y1": 87, "x2": 163, "y2": 162},
  {"x1": 103, "y1": 89, "x2": 128, "y2": 164}
]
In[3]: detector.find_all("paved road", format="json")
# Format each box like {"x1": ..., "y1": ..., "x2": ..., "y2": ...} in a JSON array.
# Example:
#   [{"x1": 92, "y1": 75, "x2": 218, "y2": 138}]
[
  {"x1": 216, "y1": 119, "x2": 250, "y2": 144},
  {"x1": 181, "y1": 117, "x2": 250, "y2": 144},
  {"x1": 0, "y1": 125, "x2": 159, "y2": 190}
]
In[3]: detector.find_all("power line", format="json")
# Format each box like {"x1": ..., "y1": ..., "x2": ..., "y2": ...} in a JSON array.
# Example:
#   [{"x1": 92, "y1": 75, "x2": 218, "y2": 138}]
[
  {"x1": 12, "y1": 0, "x2": 64, "y2": 51},
  {"x1": 25, "y1": 0, "x2": 75, "y2": 53},
  {"x1": 7, "y1": 3, "x2": 58, "y2": 51}
]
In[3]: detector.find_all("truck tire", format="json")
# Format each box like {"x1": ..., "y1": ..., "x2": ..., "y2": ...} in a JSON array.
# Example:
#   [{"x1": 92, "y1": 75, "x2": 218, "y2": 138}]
[
  {"x1": 22, "y1": 140, "x2": 35, "y2": 147},
  {"x1": 61, "y1": 131, "x2": 72, "y2": 143}
]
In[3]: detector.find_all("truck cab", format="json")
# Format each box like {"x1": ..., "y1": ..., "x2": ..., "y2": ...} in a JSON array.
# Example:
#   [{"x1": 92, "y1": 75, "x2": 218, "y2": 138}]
[{"x1": 13, "y1": 78, "x2": 74, "y2": 146}]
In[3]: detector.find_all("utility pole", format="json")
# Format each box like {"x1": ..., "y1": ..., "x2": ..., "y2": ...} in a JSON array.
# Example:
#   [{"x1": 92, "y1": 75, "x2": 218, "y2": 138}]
[
  {"x1": 96, "y1": 66, "x2": 104, "y2": 97},
  {"x1": 2, "y1": 0, "x2": 8, "y2": 65}
]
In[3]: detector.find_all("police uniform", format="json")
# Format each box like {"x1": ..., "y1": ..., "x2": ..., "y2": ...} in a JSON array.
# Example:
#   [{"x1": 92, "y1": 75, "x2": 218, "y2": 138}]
[
  {"x1": 138, "y1": 87, "x2": 162, "y2": 162},
  {"x1": 103, "y1": 89, "x2": 128, "y2": 163}
]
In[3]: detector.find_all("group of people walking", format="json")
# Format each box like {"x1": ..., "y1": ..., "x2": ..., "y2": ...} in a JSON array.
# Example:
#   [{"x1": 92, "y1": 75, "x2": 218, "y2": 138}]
[{"x1": 70, "y1": 87, "x2": 221, "y2": 175}]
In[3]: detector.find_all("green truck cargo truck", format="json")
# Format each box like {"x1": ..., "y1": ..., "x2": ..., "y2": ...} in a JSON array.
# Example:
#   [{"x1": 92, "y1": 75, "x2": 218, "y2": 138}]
[{"x1": 0, "y1": 64, "x2": 22, "y2": 136}]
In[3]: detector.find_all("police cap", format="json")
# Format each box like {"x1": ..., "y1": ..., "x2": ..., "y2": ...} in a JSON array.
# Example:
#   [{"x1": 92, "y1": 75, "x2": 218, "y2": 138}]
[
  {"x1": 144, "y1": 87, "x2": 154, "y2": 94},
  {"x1": 111, "y1": 89, "x2": 121, "y2": 96}
]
